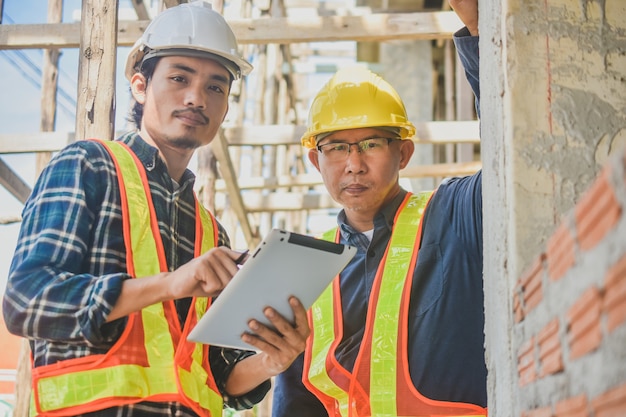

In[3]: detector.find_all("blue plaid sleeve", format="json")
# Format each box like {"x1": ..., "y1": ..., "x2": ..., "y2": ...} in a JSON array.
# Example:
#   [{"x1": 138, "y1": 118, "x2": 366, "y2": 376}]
[{"x1": 2, "y1": 140, "x2": 128, "y2": 348}]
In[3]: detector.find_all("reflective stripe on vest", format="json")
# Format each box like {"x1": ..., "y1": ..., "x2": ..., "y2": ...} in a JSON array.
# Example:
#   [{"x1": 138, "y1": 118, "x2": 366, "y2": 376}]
[
  {"x1": 305, "y1": 192, "x2": 487, "y2": 417},
  {"x1": 368, "y1": 192, "x2": 429, "y2": 416},
  {"x1": 29, "y1": 140, "x2": 222, "y2": 416},
  {"x1": 307, "y1": 228, "x2": 350, "y2": 417}
]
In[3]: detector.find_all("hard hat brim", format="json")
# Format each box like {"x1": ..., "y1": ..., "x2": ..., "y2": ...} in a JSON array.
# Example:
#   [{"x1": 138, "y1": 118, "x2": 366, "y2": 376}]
[{"x1": 125, "y1": 44, "x2": 253, "y2": 81}]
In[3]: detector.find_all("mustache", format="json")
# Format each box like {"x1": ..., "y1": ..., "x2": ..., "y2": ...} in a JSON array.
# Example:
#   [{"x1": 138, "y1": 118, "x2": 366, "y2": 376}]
[
  {"x1": 172, "y1": 108, "x2": 209, "y2": 124},
  {"x1": 340, "y1": 181, "x2": 369, "y2": 190}
]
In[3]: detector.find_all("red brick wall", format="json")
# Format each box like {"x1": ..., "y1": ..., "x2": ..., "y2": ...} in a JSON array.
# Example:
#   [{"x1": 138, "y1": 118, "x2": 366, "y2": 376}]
[{"x1": 514, "y1": 148, "x2": 626, "y2": 416}]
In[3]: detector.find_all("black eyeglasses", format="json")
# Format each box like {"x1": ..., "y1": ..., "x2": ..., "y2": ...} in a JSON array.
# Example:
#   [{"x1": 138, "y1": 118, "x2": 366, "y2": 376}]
[{"x1": 316, "y1": 137, "x2": 399, "y2": 161}]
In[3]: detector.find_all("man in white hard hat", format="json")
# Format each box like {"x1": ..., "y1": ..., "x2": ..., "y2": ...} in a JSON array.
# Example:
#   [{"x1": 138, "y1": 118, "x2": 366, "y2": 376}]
[{"x1": 2, "y1": 2, "x2": 308, "y2": 416}]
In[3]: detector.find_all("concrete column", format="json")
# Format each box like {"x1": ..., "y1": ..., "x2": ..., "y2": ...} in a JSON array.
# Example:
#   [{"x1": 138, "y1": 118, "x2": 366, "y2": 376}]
[{"x1": 480, "y1": 1, "x2": 516, "y2": 413}]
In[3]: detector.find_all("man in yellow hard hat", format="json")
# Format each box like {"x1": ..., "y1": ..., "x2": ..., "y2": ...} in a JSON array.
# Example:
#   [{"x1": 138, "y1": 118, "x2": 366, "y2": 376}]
[
  {"x1": 3, "y1": 2, "x2": 308, "y2": 416},
  {"x1": 273, "y1": 1, "x2": 485, "y2": 416}
]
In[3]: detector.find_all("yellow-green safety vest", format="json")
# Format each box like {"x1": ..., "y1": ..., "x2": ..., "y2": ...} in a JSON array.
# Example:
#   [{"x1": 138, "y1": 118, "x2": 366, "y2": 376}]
[
  {"x1": 303, "y1": 192, "x2": 487, "y2": 417},
  {"x1": 29, "y1": 140, "x2": 223, "y2": 417}
]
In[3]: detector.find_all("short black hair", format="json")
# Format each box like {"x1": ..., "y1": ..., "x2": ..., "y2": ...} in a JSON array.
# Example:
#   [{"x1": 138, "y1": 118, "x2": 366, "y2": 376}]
[{"x1": 129, "y1": 57, "x2": 160, "y2": 129}]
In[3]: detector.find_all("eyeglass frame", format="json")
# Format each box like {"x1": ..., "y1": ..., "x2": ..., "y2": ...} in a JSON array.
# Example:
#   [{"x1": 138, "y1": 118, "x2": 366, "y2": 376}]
[{"x1": 315, "y1": 136, "x2": 401, "y2": 159}]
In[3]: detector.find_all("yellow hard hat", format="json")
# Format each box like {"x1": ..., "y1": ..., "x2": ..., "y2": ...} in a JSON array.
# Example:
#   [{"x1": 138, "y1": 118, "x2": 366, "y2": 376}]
[
  {"x1": 301, "y1": 66, "x2": 416, "y2": 149},
  {"x1": 125, "y1": 1, "x2": 253, "y2": 81}
]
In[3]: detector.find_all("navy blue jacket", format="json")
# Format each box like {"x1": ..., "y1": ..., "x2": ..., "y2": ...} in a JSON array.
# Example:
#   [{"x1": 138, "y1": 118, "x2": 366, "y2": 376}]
[{"x1": 273, "y1": 31, "x2": 483, "y2": 417}]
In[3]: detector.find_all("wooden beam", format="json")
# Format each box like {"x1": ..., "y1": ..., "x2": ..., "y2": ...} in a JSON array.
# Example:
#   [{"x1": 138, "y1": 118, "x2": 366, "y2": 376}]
[
  {"x1": 0, "y1": 20, "x2": 146, "y2": 50},
  {"x1": 210, "y1": 161, "x2": 482, "y2": 213},
  {"x1": 0, "y1": 132, "x2": 72, "y2": 154},
  {"x1": 413, "y1": 120, "x2": 479, "y2": 144},
  {"x1": 223, "y1": 124, "x2": 306, "y2": 146},
  {"x1": 38, "y1": 0, "x2": 63, "y2": 173},
  {"x1": 130, "y1": 0, "x2": 151, "y2": 20},
  {"x1": 211, "y1": 130, "x2": 259, "y2": 248},
  {"x1": 0, "y1": 215, "x2": 21, "y2": 225},
  {"x1": 0, "y1": 121, "x2": 479, "y2": 154},
  {"x1": 0, "y1": 11, "x2": 463, "y2": 49},
  {"x1": 213, "y1": 161, "x2": 482, "y2": 191},
  {"x1": 75, "y1": 0, "x2": 118, "y2": 141},
  {"x1": 161, "y1": 0, "x2": 183, "y2": 8},
  {"x1": 214, "y1": 191, "x2": 341, "y2": 212},
  {"x1": 0, "y1": 157, "x2": 31, "y2": 204},
  {"x1": 216, "y1": 172, "x2": 325, "y2": 191},
  {"x1": 400, "y1": 161, "x2": 481, "y2": 178},
  {"x1": 223, "y1": 121, "x2": 480, "y2": 146}
]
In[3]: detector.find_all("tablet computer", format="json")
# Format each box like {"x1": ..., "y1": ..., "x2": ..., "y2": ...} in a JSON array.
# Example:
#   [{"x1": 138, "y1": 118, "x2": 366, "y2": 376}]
[{"x1": 187, "y1": 228, "x2": 356, "y2": 350}]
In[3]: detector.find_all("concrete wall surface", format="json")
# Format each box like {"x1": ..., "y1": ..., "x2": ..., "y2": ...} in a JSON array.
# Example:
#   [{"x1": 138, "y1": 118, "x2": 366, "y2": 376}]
[
  {"x1": 514, "y1": 146, "x2": 626, "y2": 416},
  {"x1": 504, "y1": 0, "x2": 625, "y2": 268},
  {"x1": 481, "y1": 0, "x2": 626, "y2": 415}
]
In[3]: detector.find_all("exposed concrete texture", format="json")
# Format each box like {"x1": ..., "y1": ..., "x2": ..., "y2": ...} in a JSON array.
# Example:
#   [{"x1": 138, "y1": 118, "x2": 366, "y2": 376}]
[
  {"x1": 481, "y1": 0, "x2": 518, "y2": 414},
  {"x1": 506, "y1": 0, "x2": 626, "y2": 265},
  {"x1": 482, "y1": 0, "x2": 626, "y2": 415},
  {"x1": 514, "y1": 145, "x2": 626, "y2": 413}
]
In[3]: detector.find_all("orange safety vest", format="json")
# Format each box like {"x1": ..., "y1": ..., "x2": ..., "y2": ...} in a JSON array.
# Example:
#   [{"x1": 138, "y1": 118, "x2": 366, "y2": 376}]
[
  {"x1": 29, "y1": 140, "x2": 223, "y2": 417},
  {"x1": 303, "y1": 192, "x2": 487, "y2": 417}
]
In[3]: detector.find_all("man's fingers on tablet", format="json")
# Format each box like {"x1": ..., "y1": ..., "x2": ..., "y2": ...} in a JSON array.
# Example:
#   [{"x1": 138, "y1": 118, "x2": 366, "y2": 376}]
[
  {"x1": 262, "y1": 308, "x2": 308, "y2": 353},
  {"x1": 241, "y1": 331, "x2": 270, "y2": 351},
  {"x1": 289, "y1": 297, "x2": 310, "y2": 336},
  {"x1": 262, "y1": 307, "x2": 298, "y2": 338}
]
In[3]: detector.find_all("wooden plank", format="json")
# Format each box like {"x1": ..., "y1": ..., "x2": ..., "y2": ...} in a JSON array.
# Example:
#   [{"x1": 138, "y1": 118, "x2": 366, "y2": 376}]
[
  {"x1": 0, "y1": 215, "x2": 21, "y2": 225},
  {"x1": 412, "y1": 120, "x2": 479, "y2": 144},
  {"x1": 0, "y1": 132, "x2": 72, "y2": 153},
  {"x1": 0, "y1": 11, "x2": 463, "y2": 49},
  {"x1": 162, "y1": 0, "x2": 182, "y2": 8},
  {"x1": 211, "y1": 130, "x2": 259, "y2": 247},
  {"x1": 0, "y1": 158, "x2": 31, "y2": 204},
  {"x1": 400, "y1": 161, "x2": 481, "y2": 178},
  {"x1": 214, "y1": 191, "x2": 341, "y2": 212},
  {"x1": 239, "y1": 10, "x2": 464, "y2": 44},
  {"x1": 284, "y1": 0, "x2": 365, "y2": 11},
  {"x1": 215, "y1": 173, "x2": 321, "y2": 191},
  {"x1": 213, "y1": 161, "x2": 482, "y2": 191},
  {"x1": 0, "y1": 121, "x2": 479, "y2": 154},
  {"x1": 0, "y1": 20, "x2": 145, "y2": 50},
  {"x1": 130, "y1": 0, "x2": 151, "y2": 20},
  {"x1": 212, "y1": 160, "x2": 481, "y2": 213},
  {"x1": 224, "y1": 124, "x2": 306, "y2": 146},
  {"x1": 223, "y1": 121, "x2": 479, "y2": 146},
  {"x1": 75, "y1": 0, "x2": 118, "y2": 141},
  {"x1": 37, "y1": 0, "x2": 63, "y2": 173}
]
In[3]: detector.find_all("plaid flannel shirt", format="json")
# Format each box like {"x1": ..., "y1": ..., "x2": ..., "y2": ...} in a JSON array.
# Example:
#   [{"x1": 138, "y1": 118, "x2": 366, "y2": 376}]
[{"x1": 3, "y1": 132, "x2": 269, "y2": 416}]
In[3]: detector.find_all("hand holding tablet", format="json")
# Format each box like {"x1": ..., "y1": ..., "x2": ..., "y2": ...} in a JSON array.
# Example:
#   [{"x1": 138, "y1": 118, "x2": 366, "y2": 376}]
[{"x1": 187, "y1": 228, "x2": 356, "y2": 350}]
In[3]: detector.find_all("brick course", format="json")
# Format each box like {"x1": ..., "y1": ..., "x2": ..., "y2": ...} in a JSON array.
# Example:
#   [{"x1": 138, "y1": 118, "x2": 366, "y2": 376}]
[{"x1": 516, "y1": 147, "x2": 626, "y2": 416}]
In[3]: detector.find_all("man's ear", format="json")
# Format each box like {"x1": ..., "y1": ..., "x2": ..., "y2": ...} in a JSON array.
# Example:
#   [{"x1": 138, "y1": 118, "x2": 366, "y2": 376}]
[
  {"x1": 398, "y1": 139, "x2": 415, "y2": 169},
  {"x1": 130, "y1": 73, "x2": 148, "y2": 104},
  {"x1": 308, "y1": 148, "x2": 321, "y2": 171}
]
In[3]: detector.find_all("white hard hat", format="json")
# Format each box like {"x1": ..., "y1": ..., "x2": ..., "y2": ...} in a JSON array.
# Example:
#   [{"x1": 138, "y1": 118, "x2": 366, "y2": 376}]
[{"x1": 124, "y1": 1, "x2": 253, "y2": 81}]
